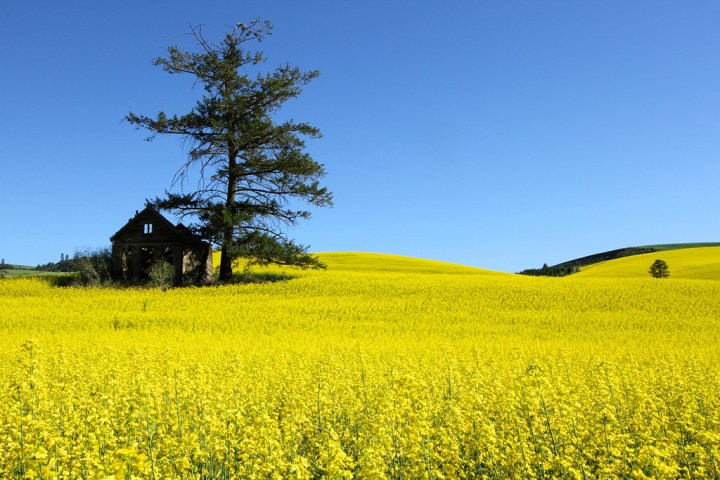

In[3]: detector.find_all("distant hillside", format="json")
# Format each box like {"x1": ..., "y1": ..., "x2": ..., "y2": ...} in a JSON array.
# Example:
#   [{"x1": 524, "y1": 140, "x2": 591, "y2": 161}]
[
  {"x1": 315, "y1": 252, "x2": 505, "y2": 275},
  {"x1": 0, "y1": 257, "x2": 76, "y2": 279},
  {"x1": 520, "y1": 243, "x2": 720, "y2": 277},
  {"x1": 574, "y1": 246, "x2": 720, "y2": 280},
  {"x1": 640, "y1": 242, "x2": 720, "y2": 251},
  {"x1": 0, "y1": 266, "x2": 53, "y2": 279},
  {"x1": 223, "y1": 252, "x2": 506, "y2": 281}
]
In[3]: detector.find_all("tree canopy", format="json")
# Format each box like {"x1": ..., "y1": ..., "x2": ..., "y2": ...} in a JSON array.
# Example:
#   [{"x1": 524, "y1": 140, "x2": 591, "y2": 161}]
[
  {"x1": 649, "y1": 259, "x2": 670, "y2": 278},
  {"x1": 127, "y1": 20, "x2": 332, "y2": 281}
]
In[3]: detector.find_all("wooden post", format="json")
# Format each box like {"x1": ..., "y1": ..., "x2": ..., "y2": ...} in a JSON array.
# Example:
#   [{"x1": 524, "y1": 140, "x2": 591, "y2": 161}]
[
  {"x1": 202, "y1": 244, "x2": 214, "y2": 283},
  {"x1": 110, "y1": 245, "x2": 123, "y2": 281},
  {"x1": 173, "y1": 245, "x2": 184, "y2": 285},
  {"x1": 131, "y1": 246, "x2": 142, "y2": 282}
]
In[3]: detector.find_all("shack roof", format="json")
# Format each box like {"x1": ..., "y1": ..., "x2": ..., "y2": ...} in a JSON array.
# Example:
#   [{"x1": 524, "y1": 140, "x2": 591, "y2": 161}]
[{"x1": 110, "y1": 206, "x2": 205, "y2": 245}]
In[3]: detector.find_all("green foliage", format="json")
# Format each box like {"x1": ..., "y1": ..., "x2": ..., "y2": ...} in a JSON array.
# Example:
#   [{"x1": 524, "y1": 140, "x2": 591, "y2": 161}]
[
  {"x1": 228, "y1": 231, "x2": 325, "y2": 270},
  {"x1": 35, "y1": 257, "x2": 75, "y2": 272},
  {"x1": 231, "y1": 271, "x2": 296, "y2": 284},
  {"x1": 518, "y1": 263, "x2": 578, "y2": 277},
  {"x1": 148, "y1": 260, "x2": 175, "y2": 289},
  {"x1": 73, "y1": 248, "x2": 113, "y2": 286},
  {"x1": 127, "y1": 20, "x2": 332, "y2": 281},
  {"x1": 649, "y1": 259, "x2": 670, "y2": 278}
]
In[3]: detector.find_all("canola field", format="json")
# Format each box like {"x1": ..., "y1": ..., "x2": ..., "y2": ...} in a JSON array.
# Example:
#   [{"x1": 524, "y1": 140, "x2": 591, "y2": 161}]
[
  {"x1": 1, "y1": 252, "x2": 720, "y2": 479},
  {"x1": 575, "y1": 246, "x2": 720, "y2": 280}
]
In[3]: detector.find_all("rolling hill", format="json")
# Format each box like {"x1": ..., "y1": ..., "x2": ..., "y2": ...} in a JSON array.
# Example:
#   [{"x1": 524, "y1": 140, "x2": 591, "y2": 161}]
[
  {"x1": 573, "y1": 246, "x2": 720, "y2": 279},
  {"x1": 521, "y1": 242, "x2": 720, "y2": 278},
  {"x1": 220, "y1": 251, "x2": 504, "y2": 279},
  {"x1": 314, "y1": 252, "x2": 504, "y2": 275},
  {"x1": 328, "y1": 249, "x2": 720, "y2": 280}
]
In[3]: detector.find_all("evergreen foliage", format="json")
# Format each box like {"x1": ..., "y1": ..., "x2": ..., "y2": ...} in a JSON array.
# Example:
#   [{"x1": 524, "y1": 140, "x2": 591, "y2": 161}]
[
  {"x1": 518, "y1": 263, "x2": 578, "y2": 277},
  {"x1": 35, "y1": 256, "x2": 75, "y2": 272},
  {"x1": 127, "y1": 20, "x2": 332, "y2": 281}
]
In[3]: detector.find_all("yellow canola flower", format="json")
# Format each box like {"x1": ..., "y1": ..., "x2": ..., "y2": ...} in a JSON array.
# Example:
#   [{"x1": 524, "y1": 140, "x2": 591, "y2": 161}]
[{"x1": 1, "y1": 253, "x2": 720, "y2": 478}]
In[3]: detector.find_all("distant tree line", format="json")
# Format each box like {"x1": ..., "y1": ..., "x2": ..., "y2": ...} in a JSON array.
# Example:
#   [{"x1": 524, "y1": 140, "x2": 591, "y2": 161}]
[
  {"x1": 518, "y1": 264, "x2": 579, "y2": 277},
  {"x1": 35, "y1": 250, "x2": 112, "y2": 277},
  {"x1": 35, "y1": 253, "x2": 76, "y2": 272},
  {"x1": 0, "y1": 258, "x2": 10, "y2": 270}
]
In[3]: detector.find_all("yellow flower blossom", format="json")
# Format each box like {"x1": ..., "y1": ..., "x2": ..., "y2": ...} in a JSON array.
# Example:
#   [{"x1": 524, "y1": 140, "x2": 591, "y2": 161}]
[{"x1": 1, "y1": 253, "x2": 720, "y2": 477}]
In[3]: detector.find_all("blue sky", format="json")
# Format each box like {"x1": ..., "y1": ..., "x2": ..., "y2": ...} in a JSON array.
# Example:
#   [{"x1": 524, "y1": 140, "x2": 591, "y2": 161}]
[{"x1": 2, "y1": 1, "x2": 719, "y2": 272}]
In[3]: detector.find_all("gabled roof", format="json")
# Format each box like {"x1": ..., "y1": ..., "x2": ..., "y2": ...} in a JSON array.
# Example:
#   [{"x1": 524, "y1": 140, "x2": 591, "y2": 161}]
[{"x1": 110, "y1": 205, "x2": 202, "y2": 243}]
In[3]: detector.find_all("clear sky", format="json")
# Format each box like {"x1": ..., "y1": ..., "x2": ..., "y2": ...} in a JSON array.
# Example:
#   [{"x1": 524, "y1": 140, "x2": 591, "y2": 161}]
[{"x1": 2, "y1": 1, "x2": 719, "y2": 273}]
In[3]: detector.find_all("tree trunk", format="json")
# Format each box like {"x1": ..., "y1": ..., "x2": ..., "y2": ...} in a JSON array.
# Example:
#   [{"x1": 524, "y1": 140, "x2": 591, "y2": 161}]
[
  {"x1": 219, "y1": 242, "x2": 233, "y2": 281},
  {"x1": 218, "y1": 144, "x2": 239, "y2": 282}
]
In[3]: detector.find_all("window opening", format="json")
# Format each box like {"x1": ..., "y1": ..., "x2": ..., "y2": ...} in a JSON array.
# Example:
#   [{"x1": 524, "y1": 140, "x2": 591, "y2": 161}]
[{"x1": 144, "y1": 223, "x2": 153, "y2": 234}]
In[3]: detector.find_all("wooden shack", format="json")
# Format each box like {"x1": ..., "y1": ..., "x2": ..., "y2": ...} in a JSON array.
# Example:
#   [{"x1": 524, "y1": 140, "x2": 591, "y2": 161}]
[{"x1": 110, "y1": 206, "x2": 213, "y2": 285}]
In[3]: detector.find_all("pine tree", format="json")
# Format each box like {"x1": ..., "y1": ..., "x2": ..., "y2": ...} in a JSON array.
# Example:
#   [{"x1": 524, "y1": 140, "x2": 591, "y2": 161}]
[{"x1": 127, "y1": 20, "x2": 332, "y2": 281}]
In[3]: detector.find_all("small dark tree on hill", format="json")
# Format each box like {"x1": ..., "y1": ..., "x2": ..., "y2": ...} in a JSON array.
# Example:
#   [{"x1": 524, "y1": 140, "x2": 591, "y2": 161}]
[
  {"x1": 127, "y1": 20, "x2": 332, "y2": 281},
  {"x1": 649, "y1": 259, "x2": 670, "y2": 278}
]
